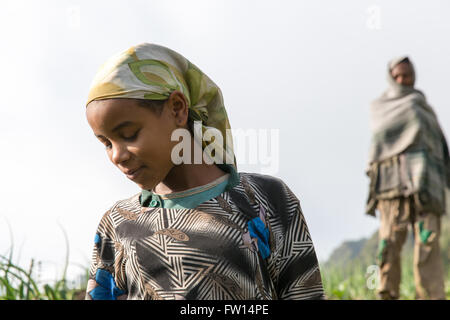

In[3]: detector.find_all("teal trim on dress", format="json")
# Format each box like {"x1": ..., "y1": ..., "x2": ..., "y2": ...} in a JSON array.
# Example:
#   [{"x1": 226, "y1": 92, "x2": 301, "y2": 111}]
[
  {"x1": 140, "y1": 164, "x2": 240, "y2": 209},
  {"x1": 163, "y1": 177, "x2": 229, "y2": 209},
  {"x1": 217, "y1": 164, "x2": 240, "y2": 191}
]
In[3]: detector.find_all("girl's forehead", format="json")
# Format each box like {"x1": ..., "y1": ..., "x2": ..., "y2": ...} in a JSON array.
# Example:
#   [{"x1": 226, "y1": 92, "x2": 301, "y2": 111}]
[
  {"x1": 88, "y1": 99, "x2": 140, "y2": 117},
  {"x1": 87, "y1": 99, "x2": 144, "y2": 130}
]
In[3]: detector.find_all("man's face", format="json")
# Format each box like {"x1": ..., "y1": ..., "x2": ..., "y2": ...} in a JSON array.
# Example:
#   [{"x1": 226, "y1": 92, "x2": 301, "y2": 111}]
[
  {"x1": 391, "y1": 62, "x2": 414, "y2": 86},
  {"x1": 86, "y1": 98, "x2": 181, "y2": 190}
]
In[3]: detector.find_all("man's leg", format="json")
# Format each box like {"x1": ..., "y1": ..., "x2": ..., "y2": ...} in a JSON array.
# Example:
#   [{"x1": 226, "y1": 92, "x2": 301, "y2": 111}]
[
  {"x1": 413, "y1": 210, "x2": 446, "y2": 300},
  {"x1": 377, "y1": 198, "x2": 409, "y2": 299}
]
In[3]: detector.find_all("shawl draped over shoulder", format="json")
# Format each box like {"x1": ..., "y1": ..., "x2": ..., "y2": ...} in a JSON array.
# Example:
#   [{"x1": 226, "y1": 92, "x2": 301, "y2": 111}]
[{"x1": 366, "y1": 56, "x2": 450, "y2": 216}]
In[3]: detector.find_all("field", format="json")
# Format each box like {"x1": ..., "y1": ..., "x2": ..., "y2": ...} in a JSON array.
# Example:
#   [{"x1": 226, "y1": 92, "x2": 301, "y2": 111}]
[
  {"x1": 1, "y1": 216, "x2": 449, "y2": 300},
  {"x1": 321, "y1": 256, "x2": 450, "y2": 300},
  {"x1": 0, "y1": 223, "x2": 87, "y2": 300},
  {"x1": 0, "y1": 253, "x2": 87, "y2": 300},
  {"x1": 321, "y1": 215, "x2": 450, "y2": 300}
]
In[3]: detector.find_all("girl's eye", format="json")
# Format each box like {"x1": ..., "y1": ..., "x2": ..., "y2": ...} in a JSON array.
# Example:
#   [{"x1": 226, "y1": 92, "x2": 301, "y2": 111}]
[
  {"x1": 99, "y1": 139, "x2": 112, "y2": 150},
  {"x1": 122, "y1": 130, "x2": 139, "y2": 141}
]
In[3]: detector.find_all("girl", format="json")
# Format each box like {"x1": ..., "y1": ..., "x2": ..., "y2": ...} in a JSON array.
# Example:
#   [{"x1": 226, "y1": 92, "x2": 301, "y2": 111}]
[{"x1": 85, "y1": 43, "x2": 324, "y2": 300}]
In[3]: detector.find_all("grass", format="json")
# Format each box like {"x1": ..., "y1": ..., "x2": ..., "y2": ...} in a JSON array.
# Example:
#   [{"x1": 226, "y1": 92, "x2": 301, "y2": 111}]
[
  {"x1": 0, "y1": 221, "x2": 88, "y2": 300},
  {"x1": 0, "y1": 254, "x2": 88, "y2": 300},
  {"x1": 2, "y1": 219, "x2": 449, "y2": 300},
  {"x1": 322, "y1": 214, "x2": 450, "y2": 300},
  {"x1": 321, "y1": 254, "x2": 450, "y2": 300}
]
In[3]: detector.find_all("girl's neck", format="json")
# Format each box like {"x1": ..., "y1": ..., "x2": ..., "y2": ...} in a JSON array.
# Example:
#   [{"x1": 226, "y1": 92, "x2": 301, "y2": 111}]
[{"x1": 154, "y1": 163, "x2": 226, "y2": 195}]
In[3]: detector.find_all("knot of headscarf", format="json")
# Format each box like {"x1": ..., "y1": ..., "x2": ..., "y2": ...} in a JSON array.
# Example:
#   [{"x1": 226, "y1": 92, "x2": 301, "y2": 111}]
[{"x1": 86, "y1": 43, "x2": 236, "y2": 168}]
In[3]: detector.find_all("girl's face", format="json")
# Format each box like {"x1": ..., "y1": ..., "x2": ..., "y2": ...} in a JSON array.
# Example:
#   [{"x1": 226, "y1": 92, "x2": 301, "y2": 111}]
[{"x1": 86, "y1": 93, "x2": 188, "y2": 190}]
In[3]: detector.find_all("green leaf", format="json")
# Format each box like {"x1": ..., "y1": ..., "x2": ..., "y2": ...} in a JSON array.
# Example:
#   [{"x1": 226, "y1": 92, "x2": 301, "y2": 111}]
[{"x1": 44, "y1": 284, "x2": 56, "y2": 300}]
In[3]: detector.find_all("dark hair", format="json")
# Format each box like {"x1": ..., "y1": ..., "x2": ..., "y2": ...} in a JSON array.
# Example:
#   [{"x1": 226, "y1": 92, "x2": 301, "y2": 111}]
[
  {"x1": 136, "y1": 98, "x2": 166, "y2": 115},
  {"x1": 399, "y1": 57, "x2": 411, "y2": 65},
  {"x1": 137, "y1": 98, "x2": 195, "y2": 134}
]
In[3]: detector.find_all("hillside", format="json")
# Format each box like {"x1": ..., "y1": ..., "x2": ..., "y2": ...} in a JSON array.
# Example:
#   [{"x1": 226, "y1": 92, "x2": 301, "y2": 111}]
[
  {"x1": 321, "y1": 213, "x2": 450, "y2": 299},
  {"x1": 325, "y1": 213, "x2": 450, "y2": 269}
]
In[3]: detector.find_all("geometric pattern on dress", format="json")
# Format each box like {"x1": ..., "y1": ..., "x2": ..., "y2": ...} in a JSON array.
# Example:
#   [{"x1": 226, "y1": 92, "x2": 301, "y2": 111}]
[{"x1": 86, "y1": 172, "x2": 325, "y2": 300}]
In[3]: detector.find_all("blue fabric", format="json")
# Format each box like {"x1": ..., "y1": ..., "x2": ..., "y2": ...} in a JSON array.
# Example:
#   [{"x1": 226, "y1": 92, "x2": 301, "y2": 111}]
[
  {"x1": 94, "y1": 234, "x2": 101, "y2": 245},
  {"x1": 89, "y1": 269, "x2": 125, "y2": 300},
  {"x1": 248, "y1": 217, "x2": 270, "y2": 259}
]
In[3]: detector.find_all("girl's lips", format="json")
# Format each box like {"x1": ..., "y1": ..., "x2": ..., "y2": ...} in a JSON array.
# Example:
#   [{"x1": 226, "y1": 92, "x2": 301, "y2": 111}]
[{"x1": 125, "y1": 166, "x2": 144, "y2": 180}]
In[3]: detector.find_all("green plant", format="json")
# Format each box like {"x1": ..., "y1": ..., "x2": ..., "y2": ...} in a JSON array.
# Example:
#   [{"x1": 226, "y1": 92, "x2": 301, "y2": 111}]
[{"x1": 0, "y1": 220, "x2": 89, "y2": 300}]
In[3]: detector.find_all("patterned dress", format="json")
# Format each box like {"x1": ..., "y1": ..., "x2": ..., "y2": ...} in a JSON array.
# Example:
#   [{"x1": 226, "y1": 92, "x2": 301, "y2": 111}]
[{"x1": 85, "y1": 172, "x2": 324, "y2": 300}]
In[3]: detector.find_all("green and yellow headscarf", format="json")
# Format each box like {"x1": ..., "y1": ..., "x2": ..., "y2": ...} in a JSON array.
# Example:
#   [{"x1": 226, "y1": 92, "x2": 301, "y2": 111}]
[{"x1": 86, "y1": 43, "x2": 236, "y2": 169}]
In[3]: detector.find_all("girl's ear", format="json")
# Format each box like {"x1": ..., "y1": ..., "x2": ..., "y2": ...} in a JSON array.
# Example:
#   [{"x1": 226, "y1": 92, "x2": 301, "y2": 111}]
[{"x1": 168, "y1": 90, "x2": 189, "y2": 127}]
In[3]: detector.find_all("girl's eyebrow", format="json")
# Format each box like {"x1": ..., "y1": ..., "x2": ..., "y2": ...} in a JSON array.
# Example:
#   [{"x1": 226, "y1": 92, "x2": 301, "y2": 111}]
[
  {"x1": 112, "y1": 121, "x2": 135, "y2": 132},
  {"x1": 95, "y1": 121, "x2": 135, "y2": 138}
]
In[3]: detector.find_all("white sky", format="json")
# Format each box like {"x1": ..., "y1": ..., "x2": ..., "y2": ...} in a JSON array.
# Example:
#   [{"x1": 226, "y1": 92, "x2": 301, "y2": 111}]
[{"x1": 1, "y1": 0, "x2": 449, "y2": 283}]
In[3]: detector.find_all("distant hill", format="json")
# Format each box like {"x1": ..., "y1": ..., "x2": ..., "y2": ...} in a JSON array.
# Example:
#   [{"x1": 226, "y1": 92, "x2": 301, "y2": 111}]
[{"x1": 325, "y1": 213, "x2": 450, "y2": 270}]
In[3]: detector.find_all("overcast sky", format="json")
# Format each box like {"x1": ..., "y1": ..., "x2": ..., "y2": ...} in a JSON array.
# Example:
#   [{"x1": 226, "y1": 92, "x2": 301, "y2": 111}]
[{"x1": 1, "y1": 0, "x2": 449, "y2": 282}]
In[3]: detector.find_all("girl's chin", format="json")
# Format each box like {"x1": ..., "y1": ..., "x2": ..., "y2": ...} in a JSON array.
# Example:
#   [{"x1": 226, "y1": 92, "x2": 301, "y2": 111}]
[
  {"x1": 136, "y1": 181, "x2": 158, "y2": 191},
  {"x1": 131, "y1": 169, "x2": 171, "y2": 191},
  {"x1": 134, "y1": 175, "x2": 160, "y2": 191}
]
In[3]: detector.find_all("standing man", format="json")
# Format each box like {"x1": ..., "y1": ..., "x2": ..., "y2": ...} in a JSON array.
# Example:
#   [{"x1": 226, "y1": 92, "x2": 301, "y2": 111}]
[{"x1": 366, "y1": 56, "x2": 449, "y2": 300}]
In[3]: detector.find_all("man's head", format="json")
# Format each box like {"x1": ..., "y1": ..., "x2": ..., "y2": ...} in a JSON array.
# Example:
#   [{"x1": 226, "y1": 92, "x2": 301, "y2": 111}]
[{"x1": 390, "y1": 59, "x2": 415, "y2": 87}]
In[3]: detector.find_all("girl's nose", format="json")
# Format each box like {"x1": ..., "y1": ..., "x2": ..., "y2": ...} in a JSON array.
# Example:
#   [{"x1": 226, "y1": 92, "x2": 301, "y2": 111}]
[{"x1": 110, "y1": 143, "x2": 131, "y2": 165}]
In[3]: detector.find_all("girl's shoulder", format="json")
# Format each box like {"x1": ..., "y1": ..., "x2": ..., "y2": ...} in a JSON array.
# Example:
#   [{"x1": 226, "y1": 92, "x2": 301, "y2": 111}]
[
  {"x1": 238, "y1": 172, "x2": 287, "y2": 190},
  {"x1": 236, "y1": 172, "x2": 301, "y2": 211},
  {"x1": 114, "y1": 192, "x2": 142, "y2": 210},
  {"x1": 99, "y1": 192, "x2": 143, "y2": 226},
  {"x1": 238, "y1": 172, "x2": 297, "y2": 197}
]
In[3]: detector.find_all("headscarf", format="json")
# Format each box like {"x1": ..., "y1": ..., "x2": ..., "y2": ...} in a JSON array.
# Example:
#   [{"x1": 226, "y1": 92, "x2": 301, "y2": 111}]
[
  {"x1": 366, "y1": 56, "x2": 450, "y2": 215},
  {"x1": 86, "y1": 43, "x2": 236, "y2": 169},
  {"x1": 387, "y1": 56, "x2": 416, "y2": 89}
]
